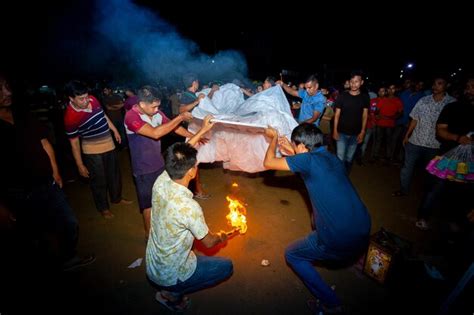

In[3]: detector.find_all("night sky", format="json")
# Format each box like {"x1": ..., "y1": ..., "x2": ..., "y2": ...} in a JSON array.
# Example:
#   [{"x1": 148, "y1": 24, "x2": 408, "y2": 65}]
[{"x1": 2, "y1": 0, "x2": 472, "y2": 87}]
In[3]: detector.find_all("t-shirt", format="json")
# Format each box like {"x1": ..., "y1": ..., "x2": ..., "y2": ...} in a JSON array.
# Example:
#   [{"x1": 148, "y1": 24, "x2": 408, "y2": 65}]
[
  {"x1": 375, "y1": 97, "x2": 403, "y2": 128},
  {"x1": 64, "y1": 95, "x2": 115, "y2": 154},
  {"x1": 286, "y1": 147, "x2": 371, "y2": 252},
  {"x1": 124, "y1": 105, "x2": 170, "y2": 176},
  {"x1": 0, "y1": 114, "x2": 52, "y2": 190},
  {"x1": 334, "y1": 91, "x2": 370, "y2": 135},
  {"x1": 124, "y1": 95, "x2": 139, "y2": 111},
  {"x1": 297, "y1": 90, "x2": 326, "y2": 126},
  {"x1": 179, "y1": 91, "x2": 197, "y2": 106},
  {"x1": 146, "y1": 171, "x2": 209, "y2": 286},
  {"x1": 436, "y1": 101, "x2": 474, "y2": 154}
]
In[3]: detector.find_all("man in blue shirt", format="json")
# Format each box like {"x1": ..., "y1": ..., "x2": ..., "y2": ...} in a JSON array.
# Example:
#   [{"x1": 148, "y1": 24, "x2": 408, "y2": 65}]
[
  {"x1": 263, "y1": 124, "x2": 371, "y2": 314},
  {"x1": 278, "y1": 74, "x2": 326, "y2": 126}
]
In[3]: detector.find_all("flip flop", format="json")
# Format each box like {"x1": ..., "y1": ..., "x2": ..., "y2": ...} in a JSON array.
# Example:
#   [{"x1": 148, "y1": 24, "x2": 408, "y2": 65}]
[{"x1": 155, "y1": 292, "x2": 189, "y2": 312}]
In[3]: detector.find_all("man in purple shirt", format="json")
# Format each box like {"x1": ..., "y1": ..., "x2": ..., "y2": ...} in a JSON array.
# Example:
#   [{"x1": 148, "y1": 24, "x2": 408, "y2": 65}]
[{"x1": 125, "y1": 86, "x2": 194, "y2": 238}]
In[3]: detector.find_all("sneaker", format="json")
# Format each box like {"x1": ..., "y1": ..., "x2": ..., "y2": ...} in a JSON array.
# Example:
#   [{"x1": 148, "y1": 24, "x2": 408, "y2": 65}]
[
  {"x1": 63, "y1": 254, "x2": 96, "y2": 272},
  {"x1": 415, "y1": 219, "x2": 430, "y2": 230}
]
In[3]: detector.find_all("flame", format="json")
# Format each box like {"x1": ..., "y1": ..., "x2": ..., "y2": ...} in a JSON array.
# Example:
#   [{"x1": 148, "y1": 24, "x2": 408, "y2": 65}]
[
  {"x1": 226, "y1": 196, "x2": 247, "y2": 234},
  {"x1": 231, "y1": 182, "x2": 239, "y2": 187}
]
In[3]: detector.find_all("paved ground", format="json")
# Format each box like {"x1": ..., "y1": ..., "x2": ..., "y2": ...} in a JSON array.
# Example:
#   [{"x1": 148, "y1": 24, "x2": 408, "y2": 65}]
[{"x1": 1, "y1": 149, "x2": 472, "y2": 315}]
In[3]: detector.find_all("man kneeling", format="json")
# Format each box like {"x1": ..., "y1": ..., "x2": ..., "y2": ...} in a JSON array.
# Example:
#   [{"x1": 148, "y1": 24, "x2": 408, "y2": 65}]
[{"x1": 146, "y1": 117, "x2": 236, "y2": 311}]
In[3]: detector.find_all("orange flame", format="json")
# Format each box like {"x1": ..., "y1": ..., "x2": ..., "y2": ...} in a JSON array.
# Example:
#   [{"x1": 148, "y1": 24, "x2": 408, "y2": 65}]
[
  {"x1": 231, "y1": 182, "x2": 239, "y2": 187},
  {"x1": 226, "y1": 196, "x2": 247, "y2": 234}
]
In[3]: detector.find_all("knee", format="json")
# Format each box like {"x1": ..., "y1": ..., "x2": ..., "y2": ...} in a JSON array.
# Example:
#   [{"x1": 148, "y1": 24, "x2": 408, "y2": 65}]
[
  {"x1": 222, "y1": 258, "x2": 233, "y2": 278},
  {"x1": 284, "y1": 247, "x2": 296, "y2": 266}
]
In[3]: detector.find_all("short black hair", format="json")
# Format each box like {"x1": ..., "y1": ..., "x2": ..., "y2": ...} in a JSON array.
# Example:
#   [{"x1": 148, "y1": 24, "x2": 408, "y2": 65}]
[
  {"x1": 264, "y1": 76, "x2": 276, "y2": 86},
  {"x1": 290, "y1": 124, "x2": 324, "y2": 151},
  {"x1": 183, "y1": 73, "x2": 198, "y2": 88},
  {"x1": 165, "y1": 142, "x2": 198, "y2": 180},
  {"x1": 350, "y1": 70, "x2": 364, "y2": 80},
  {"x1": 305, "y1": 74, "x2": 319, "y2": 84},
  {"x1": 65, "y1": 80, "x2": 89, "y2": 97},
  {"x1": 137, "y1": 85, "x2": 162, "y2": 103}
]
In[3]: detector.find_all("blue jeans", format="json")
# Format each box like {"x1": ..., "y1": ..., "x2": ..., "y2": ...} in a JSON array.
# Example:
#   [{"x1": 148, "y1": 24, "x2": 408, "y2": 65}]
[
  {"x1": 9, "y1": 179, "x2": 79, "y2": 261},
  {"x1": 399, "y1": 142, "x2": 438, "y2": 194},
  {"x1": 336, "y1": 133, "x2": 359, "y2": 172},
  {"x1": 152, "y1": 255, "x2": 233, "y2": 299},
  {"x1": 285, "y1": 231, "x2": 365, "y2": 307}
]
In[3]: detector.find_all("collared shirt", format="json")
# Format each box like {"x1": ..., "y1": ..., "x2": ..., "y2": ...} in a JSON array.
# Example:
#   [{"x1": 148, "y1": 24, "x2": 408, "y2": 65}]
[
  {"x1": 64, "y1": 95, "x2": 115, "y2": 154},
  {"x1": 124, "y1": 105, "x2": 169, "y2": 176},
  {"x1": 409, "y1": 94, "x2": 456, "y2": 148},
  {"x1": 297, "y1": 90, "x2": 326, "y2": 126},
  {"x1": 146, "y1": 171, "x2": 209, "y2": 286}
]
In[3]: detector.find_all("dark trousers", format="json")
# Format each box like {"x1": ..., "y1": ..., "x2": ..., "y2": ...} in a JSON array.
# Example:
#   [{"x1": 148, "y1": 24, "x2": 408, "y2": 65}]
[{"x1": 83, "y1": 150, "x2": 122, "y2": 212}]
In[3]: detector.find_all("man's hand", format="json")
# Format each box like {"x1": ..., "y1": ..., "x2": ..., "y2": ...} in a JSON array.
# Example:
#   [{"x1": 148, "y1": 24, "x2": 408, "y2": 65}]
[
  {"x1": 357, "y1": 131, "x2": 365, "y2": 144},
  {"x1": 333, "y1": 130, "x2": 340, "y2": 141},
  {"x1": 198, "y1": 94, "x2": 206, "y2": 101},
  {"x1": 78, "y1": 164, "x2": 89, "y2": 178},
  {"x1": 201, "y1": 115, "x2": 215, "y2": 132},
  {"x1": 113, "y1": 130, "x2": 121, "y2": 144},
  {"x1": 179, "y1": 112, "x2": 193, "y2": 122},
  {"x1": 264, "y1": 126, "x2": 278, "y2": 139},
  {"x1": 278, "y1": 136, "x2": 295, "y2": 156},
  {"x1": 53, "y1": 171, "x2": 63, "y2": 188}
]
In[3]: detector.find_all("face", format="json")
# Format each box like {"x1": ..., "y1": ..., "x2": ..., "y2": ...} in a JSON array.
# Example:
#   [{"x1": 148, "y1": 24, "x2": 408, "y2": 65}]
[
  {"x1": 304, "y1": 80, "x2": 318, "y2": 96},
  {"x1": 465, "y1": 79, "x2": 474, "y2": 100},
  {"x1": 263, "y1": 80, "x2": 272, "y2": 90},
  {"x1": 292, "y1": 142, "x2": 309, "y2": 154},
  {"x1": 0, "y1": 79, "x2": 12, "y2": 107},
  {"x1": 387, "y1": 85, "x2": 397, "y2": 96},
  {"x1": 69, "y1": 93, "x2": 90, "y2": 109},
  {"x1": 349, "y1": 76, "x2": 363, "y2": 92},
  {"x1": 432, "y1": 78, "x2": 447, "y2": 94},
  {"x1": 139, "y1": 100, "x2": 161, "y2": 116},
  {"x1": 378, "y1": 87, "x2": 387, "y2": 97},
  {"x1": 187, "y1": 164, "x2": 198, "y2": 180}
]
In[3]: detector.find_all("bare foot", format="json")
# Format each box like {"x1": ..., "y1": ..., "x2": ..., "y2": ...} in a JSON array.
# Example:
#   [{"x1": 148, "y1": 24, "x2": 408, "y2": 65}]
[
  {"x1": 113, "y1": 198, "x2": 133, "y2": 205},
  {"x1": 101, "y1": 210, "x2": 115, "y2": 219}
]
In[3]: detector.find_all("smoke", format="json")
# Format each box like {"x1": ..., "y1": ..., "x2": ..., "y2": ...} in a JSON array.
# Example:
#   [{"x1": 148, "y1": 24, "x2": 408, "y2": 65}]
[{"x1": 50, "y1": 0, "x2": 249, "y2": 88}]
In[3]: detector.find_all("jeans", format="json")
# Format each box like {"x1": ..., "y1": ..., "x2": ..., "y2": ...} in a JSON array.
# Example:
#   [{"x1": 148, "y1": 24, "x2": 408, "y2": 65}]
[
  {"x1": 336, "y1": 133, "x2": 359, "y2": 173},
  {"x1": 373, "y1": 126, "x2": 396, "y2": 160},
  {"x1": 83, "y1": 150, "x2": 122, "y2": 212},
  {"x1": 359, "y1": 128, "x2": 374, "y2": 159},
  {"x1": 9, "y1": 179, "x2": 79, "y2": 262},
  {"x1": 399, "y1": 143, "x2": 438, "y2": 194},
  {"x1": 285, "y1": 231, "x2": 366, "y2": 307},
  {"x1": 152, "y1": 255, "x2": 233, "y2": 299}
]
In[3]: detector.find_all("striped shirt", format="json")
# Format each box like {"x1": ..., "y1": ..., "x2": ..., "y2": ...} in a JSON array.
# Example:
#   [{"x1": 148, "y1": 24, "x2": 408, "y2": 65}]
[{"x1": 64, "y1": 95, "x2": 115, "y2": 154}]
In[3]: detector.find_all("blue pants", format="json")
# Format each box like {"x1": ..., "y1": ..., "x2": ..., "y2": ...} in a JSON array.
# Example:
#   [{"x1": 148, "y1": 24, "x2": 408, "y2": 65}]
[
  {"x1": 399, "y1": 142, "x2": 437, "y2": 194},
  {"x1": 336, "y1": 133, "x2": 359, "y2": 173},
  {"x1": 285, "y1": 231, "x2": 366, "y2": 307},
  {"x1": 152, "y1": 255, "x2": 233, "y2": 299}
]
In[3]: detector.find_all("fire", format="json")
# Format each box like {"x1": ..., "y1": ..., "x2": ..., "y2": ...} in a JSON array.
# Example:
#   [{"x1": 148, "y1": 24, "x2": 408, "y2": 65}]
[
  {"x1": 225, "y1": 196, "x2": 247, "y2": 234},
  {"x1": 231, "y1": 182, "x2": 239, "y2": 187}
]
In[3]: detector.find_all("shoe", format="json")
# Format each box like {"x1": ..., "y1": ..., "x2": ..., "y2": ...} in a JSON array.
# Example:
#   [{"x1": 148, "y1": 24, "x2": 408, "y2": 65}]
[
  {"x1": 155, "y1": 292, "x2": 189, "y2": 312},
  {"x1": 391, "y1": 190, "x2": 407, "y2": 197},
  {"x1": 112, "y1": 198, "x2": 133, "y2": 205},
  {"x1": 194, "y1": 192, "x2": 211, "y2": 200},
  {"x1": 63, "y1": 254, "x2": 96, "y2": 272},
  {"x1": 415, "y1": 219, "x2": 430, "y2": 230},
  {"x1": 101, "y1": 210, "x2": 115, "y2": 219}
]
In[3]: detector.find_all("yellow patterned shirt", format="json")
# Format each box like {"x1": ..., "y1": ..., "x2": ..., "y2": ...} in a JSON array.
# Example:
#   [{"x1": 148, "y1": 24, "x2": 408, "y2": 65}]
[{"x1": 146, "y1": 171, "x2": 209, "y2": 286}]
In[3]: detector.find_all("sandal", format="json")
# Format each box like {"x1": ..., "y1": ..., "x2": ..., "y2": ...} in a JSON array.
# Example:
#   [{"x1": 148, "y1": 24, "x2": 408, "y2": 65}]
[
  {"x1": 155, "y1": 292, "x2": 189, "y2": 312},
  {"x1": 391, "y1": 190, "x2": 407, "y2": 197},
  {"x1": 101, "y1": 210, "x2": 115, "y2": 219}
]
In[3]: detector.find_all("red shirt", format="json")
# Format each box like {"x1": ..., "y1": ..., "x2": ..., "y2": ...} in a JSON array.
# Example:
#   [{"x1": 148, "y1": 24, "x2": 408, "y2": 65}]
[{"x1": 375, "y1": 97, "x2": 403, "y2": 128}]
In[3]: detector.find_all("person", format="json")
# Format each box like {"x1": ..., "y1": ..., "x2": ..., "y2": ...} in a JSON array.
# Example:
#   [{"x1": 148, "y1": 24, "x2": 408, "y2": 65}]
[
  {"x1": 124, "y1": 85, "x2": 195, "y2": 238},
  {"x1": 0, "y1": 73, "x2": 95, "y2": 271},
  {"x1": 179, "y1": 73, "x2": 215, "y2": 199},
  {"x1": 333, "y1": 71, "x2": 370, "y2": 173},
  {"x1": 277, "y1": 74, "x2": 326, "y2": 127},
  {"x1": 146, "y1": 116, "x2": 236, "y2": 312},
  {"x1": 64, "y1": 80, "x2": 131, "y2": 219},
  {"x1": 263, "y1": 123, "x2": 371, "y2": 314}
]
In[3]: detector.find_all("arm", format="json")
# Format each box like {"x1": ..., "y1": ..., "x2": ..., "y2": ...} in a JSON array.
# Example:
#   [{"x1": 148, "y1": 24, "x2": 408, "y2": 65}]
[
  {"x1": 137, "y1": 112, "x2": 192, "y2": 140},
  {"x1": 357, "y1": 108, "x2": 368, "y2": 143},
  {"x1": 179, "y1": 94, "x2": 205, "y2": 113},
  {"x1": 208, "y1": 85, "x2": 219, "y2": 99},
  {"x1": 301, "y1": 110, "x2": 321, "y2": 125},
  {"x1": 403, "y1": 118, "x2": 418, "y2": 145},
  {"x1": 332, "y1": 108, "x2": 341, "y2": 140},
  {"x1": 437, "y1": 123, "x2": 472, "y2": 145},
  {"x1": 174, "y1": 126, "x2": 194, "y2": 138},
  {"x1": 69, "y1": 137, "x2": 89, "y2": 178},
  {"x1": 241, "y1": 88, "x2": 254, "y2": 97},
  {"x1": 105, "y1": 113, "x2": 121, "y2": 143},
  {"x1": 200, "y1": 230, "x2": 229, "y2": 248},
  {"x1": 263, "y1": 127, "x2": 290, "y2": 171},
  {"x1": 276, "y1": 81, "x2": 299, "y2": 97},
  {"x1": 41, "y1": 138, "x2": 63, "y2": 188},
  {"x1": 187, "y1": 115, "x2": 215, "y2": 147}
]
